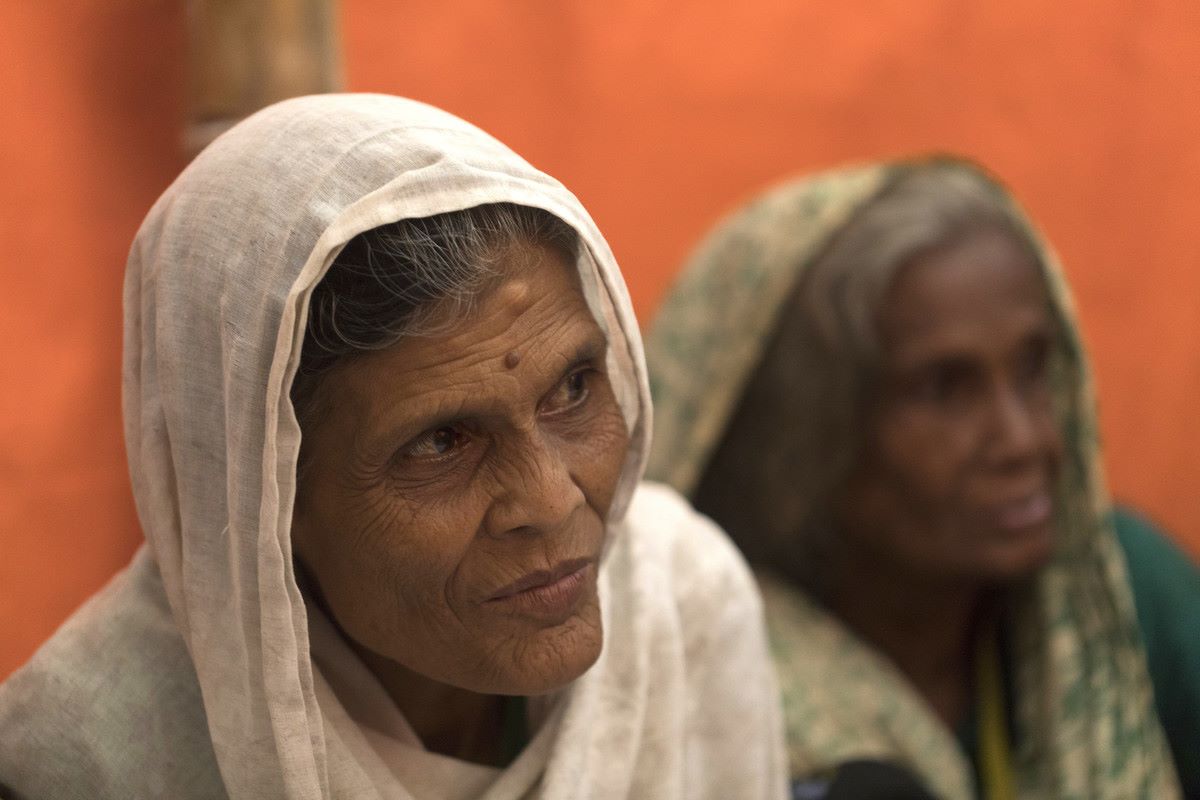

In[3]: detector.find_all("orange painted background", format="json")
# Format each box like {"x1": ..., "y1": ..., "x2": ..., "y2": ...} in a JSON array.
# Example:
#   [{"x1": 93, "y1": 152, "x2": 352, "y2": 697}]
[{"x1": 2, "y1": 1, "x2": 1198, "y2": 679}]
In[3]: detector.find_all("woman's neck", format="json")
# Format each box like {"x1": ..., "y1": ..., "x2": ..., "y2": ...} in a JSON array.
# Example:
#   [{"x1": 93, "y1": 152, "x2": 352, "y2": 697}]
[
  {"x1": 825, "y1": 550, "x2": 987, "y2": 730},
  {"x1": 353, "y1": 642, "x2": 511, "y2": 766},
  {"x1": 301, "y1": 567, "x2": 517, "y2": 767}
]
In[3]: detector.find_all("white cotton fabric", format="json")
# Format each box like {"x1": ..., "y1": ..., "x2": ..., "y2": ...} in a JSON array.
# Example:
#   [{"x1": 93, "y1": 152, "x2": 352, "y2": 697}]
[{"x1": 0, "y1": 94, "x2": 785, "y2": 800}]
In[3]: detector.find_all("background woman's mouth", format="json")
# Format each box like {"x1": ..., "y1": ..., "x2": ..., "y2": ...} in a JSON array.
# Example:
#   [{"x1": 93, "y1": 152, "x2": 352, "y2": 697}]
[{"x1": 994, "y1": 492, "x2": 1053, "y2": 530}]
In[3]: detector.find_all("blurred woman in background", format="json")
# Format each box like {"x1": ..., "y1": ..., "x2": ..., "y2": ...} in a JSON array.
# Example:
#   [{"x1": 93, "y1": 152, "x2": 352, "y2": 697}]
[{"x1": 646, "y1": 159, "x2": 1199, "y2": 799}]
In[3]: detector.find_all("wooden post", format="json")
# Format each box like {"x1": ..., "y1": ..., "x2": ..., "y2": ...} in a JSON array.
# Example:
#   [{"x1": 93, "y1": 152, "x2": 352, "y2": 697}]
[{"x1": 186, "y1": 0, "x2": 341, "y2": 153}]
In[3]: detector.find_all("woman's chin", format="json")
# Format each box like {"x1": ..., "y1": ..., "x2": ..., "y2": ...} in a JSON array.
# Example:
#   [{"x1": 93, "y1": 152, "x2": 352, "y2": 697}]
[
  {"x1": 980, "y1": 521, "x2": 1056, "y2": 581},
  {"x1": 480, "y1": 606, "x2": 605, "y2": 696}
]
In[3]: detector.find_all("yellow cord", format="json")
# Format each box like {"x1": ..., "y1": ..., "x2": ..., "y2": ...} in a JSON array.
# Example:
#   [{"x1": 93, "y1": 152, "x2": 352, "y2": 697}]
[{"x1": 976, "y1": 627, "x2": 1015, "y2": 800}]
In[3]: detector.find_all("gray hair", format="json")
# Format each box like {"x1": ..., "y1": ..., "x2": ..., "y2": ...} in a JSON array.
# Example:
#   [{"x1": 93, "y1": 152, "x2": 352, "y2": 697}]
[
  {"x1": 291, "y1": 203, "x2": 578, "y2": 434},
  {"x1": 692, "y1": 163, "x2": 1041, "y2": 592}
]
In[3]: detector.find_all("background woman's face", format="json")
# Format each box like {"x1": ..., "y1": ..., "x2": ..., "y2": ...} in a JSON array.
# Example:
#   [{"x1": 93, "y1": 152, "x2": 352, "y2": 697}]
[
  {"x1": 292, "y1": 243, "x2": 629, "y2": 696},
  {"x1": 837, "y1": 227, "x2": 1063, "y2": 585}
]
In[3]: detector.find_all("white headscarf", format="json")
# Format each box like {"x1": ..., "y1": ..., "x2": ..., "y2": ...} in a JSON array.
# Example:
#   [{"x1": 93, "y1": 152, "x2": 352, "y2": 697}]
[{"x1": 0, "y1": 94, "x2": 784, "y2": 800}]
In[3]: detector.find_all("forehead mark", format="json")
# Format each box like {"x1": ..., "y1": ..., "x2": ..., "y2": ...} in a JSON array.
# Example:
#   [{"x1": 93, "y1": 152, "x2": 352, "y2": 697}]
[
  {"x1": 495, "y1": 277, "x2": 532, "y2": 308},
  {"x1": 503, "y1": 350, "x2": 521, "y2": 370}
]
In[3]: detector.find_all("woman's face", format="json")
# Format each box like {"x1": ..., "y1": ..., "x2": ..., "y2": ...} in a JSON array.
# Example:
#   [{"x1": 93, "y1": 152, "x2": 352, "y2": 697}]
[
  {"x1": 836, "y1": 227, "x2": 1063, "y2": 585},
  {"x1": 292, "y1": 242, "x2": 629, "y2": 696}
]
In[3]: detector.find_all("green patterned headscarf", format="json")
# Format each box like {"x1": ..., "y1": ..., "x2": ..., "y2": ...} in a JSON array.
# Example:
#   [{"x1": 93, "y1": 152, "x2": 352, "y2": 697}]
[{"x1": 645, "y1": 158, "x2": 1180, "y2": 799}]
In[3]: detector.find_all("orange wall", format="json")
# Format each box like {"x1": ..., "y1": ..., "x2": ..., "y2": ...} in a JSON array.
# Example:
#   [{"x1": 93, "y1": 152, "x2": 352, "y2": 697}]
[{"x1": 2, "y1": 1, "x2": 1198, "y2": 679}]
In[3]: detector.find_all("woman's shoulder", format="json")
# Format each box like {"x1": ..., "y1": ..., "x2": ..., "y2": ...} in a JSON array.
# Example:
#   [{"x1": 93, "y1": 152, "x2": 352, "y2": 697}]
[
  {"x1": 0, "y1": 549, "x2": 225, "y2": 800},
  {"x1": 1113, "y1": 505, "x2": 1200, "y2": 656},
  {"x1": 601, "y1": 483, "x2": 787, "y2": 799},
  {"x1": 1113, "y1": 507, "x2": 1199, "y2": 586},
  {"x1": 1111, "y1": 506, "x2": 1200, "y2": 797}
]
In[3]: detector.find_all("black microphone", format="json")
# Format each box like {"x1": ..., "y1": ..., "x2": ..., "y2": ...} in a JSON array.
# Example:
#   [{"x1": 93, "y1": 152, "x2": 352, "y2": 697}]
[{"x1": 792, "y1": 759, "x2": 940, "y2": 799}]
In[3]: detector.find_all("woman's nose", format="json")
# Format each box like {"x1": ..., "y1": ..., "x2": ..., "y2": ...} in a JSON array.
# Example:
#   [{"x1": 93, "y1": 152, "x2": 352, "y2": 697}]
[
  {"x1": 483, "y1": 434, "x2": 585, "y2": 537},
  {"x1": 986, "y1": 383, "x2": 1044, "y2": 466}
]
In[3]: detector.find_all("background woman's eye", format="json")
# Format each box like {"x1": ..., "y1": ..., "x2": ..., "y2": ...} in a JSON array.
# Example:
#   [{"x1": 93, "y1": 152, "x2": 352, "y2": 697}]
[
  {"x1": 912, "y1": 361, "x2": 977, "y2": 406},
  {"x1": 916, "y1": 372, "x2": 952, "y2": 403},
  {"x1": 403, "y1": 426, "x2": 464, "y2": 458},
  {"x1": 1017, "y1": 338, "x2": 1051, "y2": 387}
]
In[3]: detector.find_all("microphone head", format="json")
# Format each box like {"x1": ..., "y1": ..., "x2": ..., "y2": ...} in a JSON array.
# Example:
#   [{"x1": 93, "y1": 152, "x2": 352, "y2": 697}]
[{"x1": 792, "y1": 759, "x2": 939, "y2": 799}]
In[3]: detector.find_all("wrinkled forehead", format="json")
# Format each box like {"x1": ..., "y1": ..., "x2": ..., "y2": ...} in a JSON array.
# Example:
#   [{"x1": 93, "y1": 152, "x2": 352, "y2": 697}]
[
  {"x1": 882, "y1": 226, "x2": 1048, "y2": 321},
  {"x1": 324, "y1": 248, "x2": 612, "y2": 443}
]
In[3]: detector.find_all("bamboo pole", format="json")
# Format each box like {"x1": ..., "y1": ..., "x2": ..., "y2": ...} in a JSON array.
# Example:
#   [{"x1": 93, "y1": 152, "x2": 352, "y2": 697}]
[{"x1": 186, "y1": 0, "x2": 340, "y2": 153}]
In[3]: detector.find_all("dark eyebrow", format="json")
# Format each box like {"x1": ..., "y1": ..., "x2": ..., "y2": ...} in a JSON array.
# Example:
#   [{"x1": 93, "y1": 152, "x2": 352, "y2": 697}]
[
  {"x1": 563, "y1": 334, "x2": 605, "y2": 373},
  {"x1": 376, "y1": 395, "x2": 474, "y2": 456}
]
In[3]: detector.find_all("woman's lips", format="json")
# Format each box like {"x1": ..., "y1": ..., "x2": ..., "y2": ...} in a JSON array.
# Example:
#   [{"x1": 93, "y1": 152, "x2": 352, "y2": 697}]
[
  {"x1": 486, "y1": 558, "x2": 595, "y2": 622},
  {"x1": 992, "y1": 491, "x2": 1053, "y2": 531}
]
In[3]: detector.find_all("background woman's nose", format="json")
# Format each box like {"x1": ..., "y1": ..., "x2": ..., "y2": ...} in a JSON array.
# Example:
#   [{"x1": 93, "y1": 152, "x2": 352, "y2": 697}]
[{"x1": 986, "y1": 383, "x2": 1044, "y2": 466}]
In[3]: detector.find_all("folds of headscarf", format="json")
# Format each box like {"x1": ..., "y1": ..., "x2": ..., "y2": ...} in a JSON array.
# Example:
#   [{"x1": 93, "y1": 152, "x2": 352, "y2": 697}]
[{"x1": 645, "y1": 158, "x2": 1180, "y2": 799}]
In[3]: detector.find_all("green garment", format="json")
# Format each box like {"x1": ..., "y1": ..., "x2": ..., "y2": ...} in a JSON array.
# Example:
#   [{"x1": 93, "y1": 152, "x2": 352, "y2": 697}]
[
  {"x1": 499, "y1": 695, "x2": 530, "y2": 767},
  {"x1": 1114, "y1": 508, "x2": 1200, "y2": 797},
  {"x1": 952, "y1": 508, "x2": 1200, "y2": 798},
  {"x1": 645, "y1": 158, "x2": 1183, "y2": 798}
]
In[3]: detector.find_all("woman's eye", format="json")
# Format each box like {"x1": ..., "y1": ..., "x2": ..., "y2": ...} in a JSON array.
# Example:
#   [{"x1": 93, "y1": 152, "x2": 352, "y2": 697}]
[
  {"x1": 913, "y1": 369, "x2": 947, "y2": 402},
  {"x1": 565, "y1": 371, "x2": 588, "y2": 402},
  {"x1": 912, "y1": 362, "x2": 975, "y2": 406},
  {"x1": 1016, "y1": 338, "x2": 1051, "y2": 387},
  {"x1": 402, "y1": 426, "x2": 465, "y2": 458},
  {"x1": 545, "y1": 369, "x2": 591, "y2": 413}
]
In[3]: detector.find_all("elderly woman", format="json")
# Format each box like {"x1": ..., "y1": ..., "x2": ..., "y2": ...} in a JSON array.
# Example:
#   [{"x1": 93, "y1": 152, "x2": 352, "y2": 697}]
[
  {"x1": 646, "y1": 159, "x2": 1199, "y2": 799},
  {"x1": 0, "y1": 95, "x2": 784, "y2": 799}
]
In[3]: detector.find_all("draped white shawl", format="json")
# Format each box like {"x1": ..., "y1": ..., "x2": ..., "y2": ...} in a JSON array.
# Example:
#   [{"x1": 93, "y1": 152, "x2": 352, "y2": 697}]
[{"x1": 0, "y1": 94, "x2": 785, "y2": 800}]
